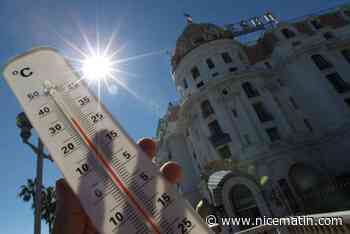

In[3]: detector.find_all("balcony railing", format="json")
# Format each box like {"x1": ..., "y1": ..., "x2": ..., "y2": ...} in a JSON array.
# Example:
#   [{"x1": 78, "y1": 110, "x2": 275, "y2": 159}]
[
  {"x1": 234, "y1": 210, "x2": 350, "y2": 234},
  {"x1": 209, "y1": 133, "x2": 232, "y2": 147}
]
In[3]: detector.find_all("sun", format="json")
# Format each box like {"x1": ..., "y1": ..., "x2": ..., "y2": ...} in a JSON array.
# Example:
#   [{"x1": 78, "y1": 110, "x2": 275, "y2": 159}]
[
  {"x1": 54, "y1": 21, "x2": 168, "y2": 100},
  {"x1": 82, "y1": 55, "x2": 113, "y2": 81}
]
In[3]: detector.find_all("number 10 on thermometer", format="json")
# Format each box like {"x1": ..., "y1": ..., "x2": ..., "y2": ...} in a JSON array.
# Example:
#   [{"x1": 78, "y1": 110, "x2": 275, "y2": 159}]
[{"x1": 3, "y1": 48, "x2": 213, "y2": 234}]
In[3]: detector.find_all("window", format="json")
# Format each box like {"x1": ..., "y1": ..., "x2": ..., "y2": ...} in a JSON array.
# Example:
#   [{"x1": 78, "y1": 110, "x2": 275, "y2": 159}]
[
  {"x1": 196, "y1": 81, "x2": 204, "y2": 88},
  {"x1": 281, "y1": 28, "x2": 296, "y2": 39},
  {"x1": 277, "y1": 79, "x2": 284, "y2": 87},
  {"x1": 289, "y1": 97, "x2": 299, "y2": 109},
  {"x1": 221, "y1": 52, "x2": 233, "y2": 63},
  {"x1": 278, "y1": 179, "x2": 300, "y2": 213},
  {"x1": 344, "y1": 10, "x2": 350, "y2": 18},
  {"x1": 192, "y1": 36, "x2": 205, "y2": 45},
  {"x1": 229, "y1": 67, "x2": 238, "y2": 72},
  {"x1": 222, "y1": 89, "x2": 228, "y2": 95},
  {"x1": 212, "y1": 72, "x2": 219, "y2": 77},
  {"x1": 289, "y1": 164, "x2": 328, "y2": 213},
  {"x1": 264, "y1": 61, "x2": 272, "y2": 69},
  {"x1": 243, "y1": 134, "x2": 251, "y2": 145},
  {"x1": 230, "y1": 185, "x2": 261, "y2": 229},
  {"x1": 323, "y1": 32, "x2": 334, "y2": 40},
  {"x1": 252, "y1": 102, "x2": 274, "y2": 122},
  {"x1": 242, "y1": 82, "x2": 260, "y2": 98},
  {"x1": 232, "y1": 109, "x2": 238, "y2": 117},
  {"x1": 266, "y1": 127, "x2": 281, "y2": 142},
  {"x1": 304, "y1": 119, "x2": 313, "y2": 132},
  {"x1": 183, "y1": 78, "x2": 188, "y2": 89},
  {"x1": 292, "y1": 41, "x2": 301, "y2": 47},
  {"x1": 238, "y1": 52, "x2": 244, "y2": 61},
  {"x1": 217, "y1": 145, "x2": 232, "y2": 159},
  {"x1": 310, "y1": 19, "x2": 323, "y2": 30},
  {"x1": 191, "y1": 66, "x2": 200, "y2": 80},
  {"x1": 168, "y1": 152, "x2": 172, "y2": 160},
  {"x1": 341, "y1": 49, "x2": 350, "y2": 63},
  {"x1": 201, "y1": 100, "x2": 214, "y2": 118},
  {"x1": 311, "y1": 54, "x2": 333, "y2": 70},
  {"x1": 193, "y1": 153, "x2": 197, "y2": 159},
  {"x1": 208, "y1": 120, "x2": 223, "y2": 136},
  {"x1": 206, "y1": 58, "x2": 215, "y2": 69},
  {"x1": 325, "y1": 72, "x2": 350, "y2": 93},
  {"x1": 345, "y1": 98, "x2": 350, "y2": 107}
]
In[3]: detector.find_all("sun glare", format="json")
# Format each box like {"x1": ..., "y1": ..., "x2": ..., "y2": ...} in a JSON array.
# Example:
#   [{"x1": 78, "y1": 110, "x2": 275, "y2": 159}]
[
  {"x1": 82, "y1": 55, "x2": 113, "y2": 81},
  {"x1": 53, "y1": 21, "x2": 168, "y2": 104}
]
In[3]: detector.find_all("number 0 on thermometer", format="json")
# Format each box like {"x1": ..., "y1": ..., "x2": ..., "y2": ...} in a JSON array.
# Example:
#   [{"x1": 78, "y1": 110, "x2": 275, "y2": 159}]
[{"x1": 3, "y1": 48, "x2": 213, "y2": 234}]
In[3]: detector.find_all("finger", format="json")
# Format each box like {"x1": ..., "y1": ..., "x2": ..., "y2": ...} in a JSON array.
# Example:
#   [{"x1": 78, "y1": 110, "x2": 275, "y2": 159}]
[
  {"x1": 55, "y1": 179, "x2": 84, "y2": 213},
  {"x1": 160, "y1": 161, "x2": 182, "y2": 184},
  {"x1": 53, "y1": 179, "x2": 94, "y2": 234},
  {"x1": 137, "y1": 138, "x2": 156, "y2": 160}
]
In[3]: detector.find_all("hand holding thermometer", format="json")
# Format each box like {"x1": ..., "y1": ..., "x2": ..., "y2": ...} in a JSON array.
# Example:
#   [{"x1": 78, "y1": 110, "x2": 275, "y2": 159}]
[{"x1": 3, "y1": 48, "x2": 213, "y2": 234}]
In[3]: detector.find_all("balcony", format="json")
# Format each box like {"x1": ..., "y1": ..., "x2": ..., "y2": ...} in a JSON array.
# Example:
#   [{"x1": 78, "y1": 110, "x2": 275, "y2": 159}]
[{"x1": 209, "y1": 133, "x2": 231, "y2": 148}]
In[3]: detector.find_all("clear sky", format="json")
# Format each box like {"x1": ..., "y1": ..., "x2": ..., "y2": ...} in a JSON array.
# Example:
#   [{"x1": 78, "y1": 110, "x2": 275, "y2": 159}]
[{"x1": 0, "y1": 0, "x2": 348, "y2": 233}]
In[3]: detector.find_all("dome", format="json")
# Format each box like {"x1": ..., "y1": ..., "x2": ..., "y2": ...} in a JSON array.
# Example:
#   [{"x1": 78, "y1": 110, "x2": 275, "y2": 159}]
[{"x1": 171, "y1": 23, "x2": 234, "y2": 71}]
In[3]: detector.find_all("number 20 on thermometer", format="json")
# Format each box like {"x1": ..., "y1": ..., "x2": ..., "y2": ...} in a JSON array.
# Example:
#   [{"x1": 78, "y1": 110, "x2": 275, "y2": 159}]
[{"x1": 3, "y1": 48, "x2": 213, "y2": 234}]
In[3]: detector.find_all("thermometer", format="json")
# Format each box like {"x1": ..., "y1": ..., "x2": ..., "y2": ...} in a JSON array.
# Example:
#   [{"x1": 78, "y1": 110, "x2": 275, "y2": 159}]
[{"x1": 3, "y1": 48, "x2": 213, "y2": 234}]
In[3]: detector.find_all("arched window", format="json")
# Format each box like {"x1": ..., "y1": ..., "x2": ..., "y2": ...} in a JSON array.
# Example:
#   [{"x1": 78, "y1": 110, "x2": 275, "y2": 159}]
[
  {"x1": 242, "y1": 82, "x2": 259, "y2": 98},
  {"x1": 281, "y1": 28, "x2": 296, "y2": 39},
  {"x1": 311, "y1": 54, "x2": 333, "y2": 70},
  {"x1": 310, "y1": 19, "x2": 323, "y2": 30},
  {"x1": 191, "y1": 66, "x2": 200, "y2": 80},
  {"x1": 206, "y1": 58, "x2": 215, "y2": 69},
  {"x1": 201, "y1": 100, "x2": 214, "y2": 118},
  {"x1": 230, "y1": 184, "x2": 261, "y2": 229},
  {"x1": 289, "y1": 164, "x2": 330, "y2": 213}
]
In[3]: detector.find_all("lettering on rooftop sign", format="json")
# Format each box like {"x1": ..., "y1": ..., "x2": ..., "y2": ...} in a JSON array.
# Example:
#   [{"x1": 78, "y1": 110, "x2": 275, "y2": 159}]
[{"x1": 225, "y1": 12, "x2": 278, "y2": 37}]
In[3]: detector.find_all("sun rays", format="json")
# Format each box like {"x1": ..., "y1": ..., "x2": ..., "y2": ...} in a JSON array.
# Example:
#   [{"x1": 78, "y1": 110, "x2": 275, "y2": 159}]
[{"x1": 52, "y1": 20, "x2": 167, "y2": 102}]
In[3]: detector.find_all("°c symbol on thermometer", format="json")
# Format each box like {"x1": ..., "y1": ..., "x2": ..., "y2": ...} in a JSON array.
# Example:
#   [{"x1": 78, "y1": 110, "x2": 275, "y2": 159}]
[{"x1": 12, "y1": 67, "x2": 33, "y2": 78}]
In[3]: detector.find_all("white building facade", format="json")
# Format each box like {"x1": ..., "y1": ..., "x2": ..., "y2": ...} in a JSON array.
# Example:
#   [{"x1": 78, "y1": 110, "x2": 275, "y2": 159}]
[{"x1": 156, "y1": 5, "x2": 350, "y2": 232}]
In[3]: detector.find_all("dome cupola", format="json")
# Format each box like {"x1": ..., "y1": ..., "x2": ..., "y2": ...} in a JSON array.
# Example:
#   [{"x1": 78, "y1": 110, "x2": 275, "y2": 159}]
[{"x1": 171, "y1": 23, "x2": 233, "y2": 71}]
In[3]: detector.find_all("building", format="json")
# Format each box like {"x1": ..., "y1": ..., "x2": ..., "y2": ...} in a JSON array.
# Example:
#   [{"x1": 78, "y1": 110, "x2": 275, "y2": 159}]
[{"x1": 156, "y1": 4, "x2": 350, "y2": 232}]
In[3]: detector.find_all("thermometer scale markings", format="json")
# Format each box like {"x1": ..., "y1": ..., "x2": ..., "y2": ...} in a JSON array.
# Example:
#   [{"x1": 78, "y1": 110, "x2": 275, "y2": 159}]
[
  {"x1": 49, "y1": 83, "x2": 161, "y2": 233},
  {"x1": 71, "y1": 117, "x2": 161, "y2": 234}
]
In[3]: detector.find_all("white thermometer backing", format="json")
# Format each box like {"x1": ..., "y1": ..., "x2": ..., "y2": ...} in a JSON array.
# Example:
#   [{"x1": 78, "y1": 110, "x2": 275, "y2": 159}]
[{"x1": 3, "y1": 48, "x2": 213, "y2": 234}]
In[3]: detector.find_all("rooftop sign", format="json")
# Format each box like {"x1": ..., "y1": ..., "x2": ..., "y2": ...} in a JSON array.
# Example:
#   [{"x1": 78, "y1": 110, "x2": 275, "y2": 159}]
[{"x1": 225, "y1": 12, "x2": 279, "y2": 37}]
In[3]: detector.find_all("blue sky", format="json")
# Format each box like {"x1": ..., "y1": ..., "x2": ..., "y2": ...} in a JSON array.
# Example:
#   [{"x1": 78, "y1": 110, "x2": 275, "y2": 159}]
[{"x1": 0, "y1": 0, "x2": 348, "y2": 233}]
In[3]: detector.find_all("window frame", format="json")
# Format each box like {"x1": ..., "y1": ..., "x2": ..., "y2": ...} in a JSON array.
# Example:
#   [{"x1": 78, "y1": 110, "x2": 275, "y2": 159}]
[
  {"x1": 206, "y1": 58, "x2": 215, "y2": 69},
  {"x1": 341, "y1": 49, "x2": 350, "y2": 64},
  {"x1": 311, "y1": 54, "x2": 333, "y2": 70},
  {"x1": 221, "y1": 52, "x2": 233, "y2": 64},
  {"x1": 217, "y1": 145, "x2": 232, "y2": 159},
  {"x1": 266, "y1": 127, "x2": 281, "y2": 142},
  {"x1": 281, "y1": 28, "x2": 296, "y2": 39},
  {"x1": 208, "y1": 120, "x2": 223, "y2": 136},
  {"x1": 310, "y1": 19, "x2": 323, "y2": 30},
  {"x1": 183, "y1": 78, "x2": 188, "y2": 89},
  {"x1": 325, "y1": 72, "x2": 350, "y2": 94},
  {"x1": 242, "y1": 82, "x2": 260, "y2": 98},
  {"x1": 191, "y1": 66, "x2": 200, "y2": 80},
  {"x1": 201, "y1": 100, "x2": 215, "y2": 118},
  {"x1": 252, "y1": 102, "x2": 274, "y2": 122}
]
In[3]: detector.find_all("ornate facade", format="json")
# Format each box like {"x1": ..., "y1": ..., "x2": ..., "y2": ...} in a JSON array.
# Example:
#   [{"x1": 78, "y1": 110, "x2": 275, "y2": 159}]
[{"x1": 156, "y1": 4, "x2": 350, "y2": 232}]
